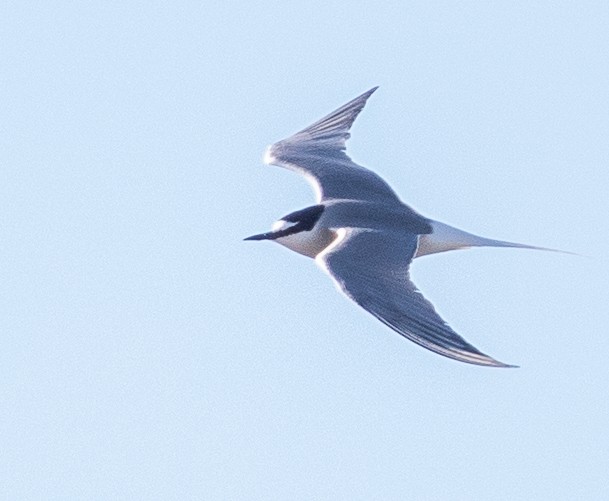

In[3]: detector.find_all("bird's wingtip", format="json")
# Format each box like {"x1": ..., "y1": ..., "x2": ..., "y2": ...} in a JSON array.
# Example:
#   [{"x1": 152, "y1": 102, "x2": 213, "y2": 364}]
[
  {"x1": 358, "y1": 86, "x2": 379, "y2": 101},
  {"x1": 495, "y1": 361, "x2": 519, "y2": 369}
]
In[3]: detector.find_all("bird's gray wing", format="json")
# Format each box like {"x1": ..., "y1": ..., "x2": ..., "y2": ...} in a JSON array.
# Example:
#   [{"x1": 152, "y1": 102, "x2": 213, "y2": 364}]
[
  {"x1": 317, "y1": 228, "x2": 515, "y2": 367},
  {"x1": 264, "y1": 87, "x2": 402, "y2": 204}
]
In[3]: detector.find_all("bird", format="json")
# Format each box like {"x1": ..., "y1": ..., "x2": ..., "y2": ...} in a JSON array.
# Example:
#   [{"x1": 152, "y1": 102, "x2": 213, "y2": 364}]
[{"x1": 245, "y1": 87, "x2": 559, "y2": 367}]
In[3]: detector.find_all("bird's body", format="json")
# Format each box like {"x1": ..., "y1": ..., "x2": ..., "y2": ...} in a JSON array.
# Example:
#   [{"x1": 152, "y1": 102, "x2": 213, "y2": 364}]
[
  {"x1": 269, "y1": 200, "x2": 431, "y2": 258},
  {"x1": 247, "y1": 87, "x2": 558, "y2": 367}
]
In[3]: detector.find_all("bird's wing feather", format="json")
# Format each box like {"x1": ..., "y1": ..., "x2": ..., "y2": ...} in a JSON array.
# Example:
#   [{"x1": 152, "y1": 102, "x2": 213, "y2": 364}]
[
  {"x1": 264, "y1": 88, "x2": 402, "y2": 204},
  {"x1": 317, "y1": 228, "x2": 515, "y2": 367}
]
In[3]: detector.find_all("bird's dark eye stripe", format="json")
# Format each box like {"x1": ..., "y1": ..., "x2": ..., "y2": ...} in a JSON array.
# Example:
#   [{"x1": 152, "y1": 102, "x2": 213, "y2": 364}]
[{"x1": 283, "y1": 204, "x2": 325, "y2": 230}]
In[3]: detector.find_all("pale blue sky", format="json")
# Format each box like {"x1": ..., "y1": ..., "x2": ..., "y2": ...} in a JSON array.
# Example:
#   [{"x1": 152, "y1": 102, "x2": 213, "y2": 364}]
[{"x1": 2, "y1": 2, "x2": 609, "y2": 500}]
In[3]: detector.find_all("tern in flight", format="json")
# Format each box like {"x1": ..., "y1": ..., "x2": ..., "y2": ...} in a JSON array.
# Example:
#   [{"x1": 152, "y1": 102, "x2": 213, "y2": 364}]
[{"x1": 246, "y1": 87, "x2": 558, "y2": 367}]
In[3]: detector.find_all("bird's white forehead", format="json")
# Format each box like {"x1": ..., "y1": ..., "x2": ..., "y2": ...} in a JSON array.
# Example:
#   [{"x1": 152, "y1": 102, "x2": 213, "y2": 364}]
[{"x1": 271, "y1": 219, "x2": 298, "y2": 231}]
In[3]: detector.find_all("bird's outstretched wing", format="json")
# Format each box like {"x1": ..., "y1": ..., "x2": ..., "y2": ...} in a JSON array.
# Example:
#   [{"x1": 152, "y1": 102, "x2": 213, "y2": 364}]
[
  {"x1": 317, "y1": 228, "x2": 516, "y2": 367},
  {"x1": 264, "y1": 88, "x2": 402, "y2": 204}
]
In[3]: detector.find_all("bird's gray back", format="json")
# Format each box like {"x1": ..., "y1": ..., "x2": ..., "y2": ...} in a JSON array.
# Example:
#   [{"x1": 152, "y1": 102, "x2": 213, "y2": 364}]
[{"x1": 319, "y1": 199, "x2": 432, "y2": 235}]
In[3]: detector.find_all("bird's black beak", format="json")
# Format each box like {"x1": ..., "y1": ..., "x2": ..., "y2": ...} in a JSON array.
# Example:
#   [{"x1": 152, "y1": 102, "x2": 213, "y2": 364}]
[{"x1": 244, "y1": 232, "x2": 274, "y2": 241}]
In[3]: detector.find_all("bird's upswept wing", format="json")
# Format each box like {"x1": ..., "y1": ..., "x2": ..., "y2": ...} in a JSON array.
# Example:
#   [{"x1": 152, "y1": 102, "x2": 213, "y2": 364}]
[
  {"x1": 264, "y1": 87, "x2": 402, "y2": 204},
  {"x1": 317, "y1": 228, "x2": 515, "y2": 367}
]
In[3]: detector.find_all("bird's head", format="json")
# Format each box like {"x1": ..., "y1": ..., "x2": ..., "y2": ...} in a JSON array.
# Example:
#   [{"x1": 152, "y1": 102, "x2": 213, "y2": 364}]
[{"x1": 244, "y1": 204, "x2": 331, "y2": 258}]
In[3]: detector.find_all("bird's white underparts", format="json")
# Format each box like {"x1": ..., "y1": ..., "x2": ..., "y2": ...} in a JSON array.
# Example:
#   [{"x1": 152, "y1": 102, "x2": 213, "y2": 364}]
[{"x1": 246, "y1": 87, "x2": 560, "y2": 368}]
